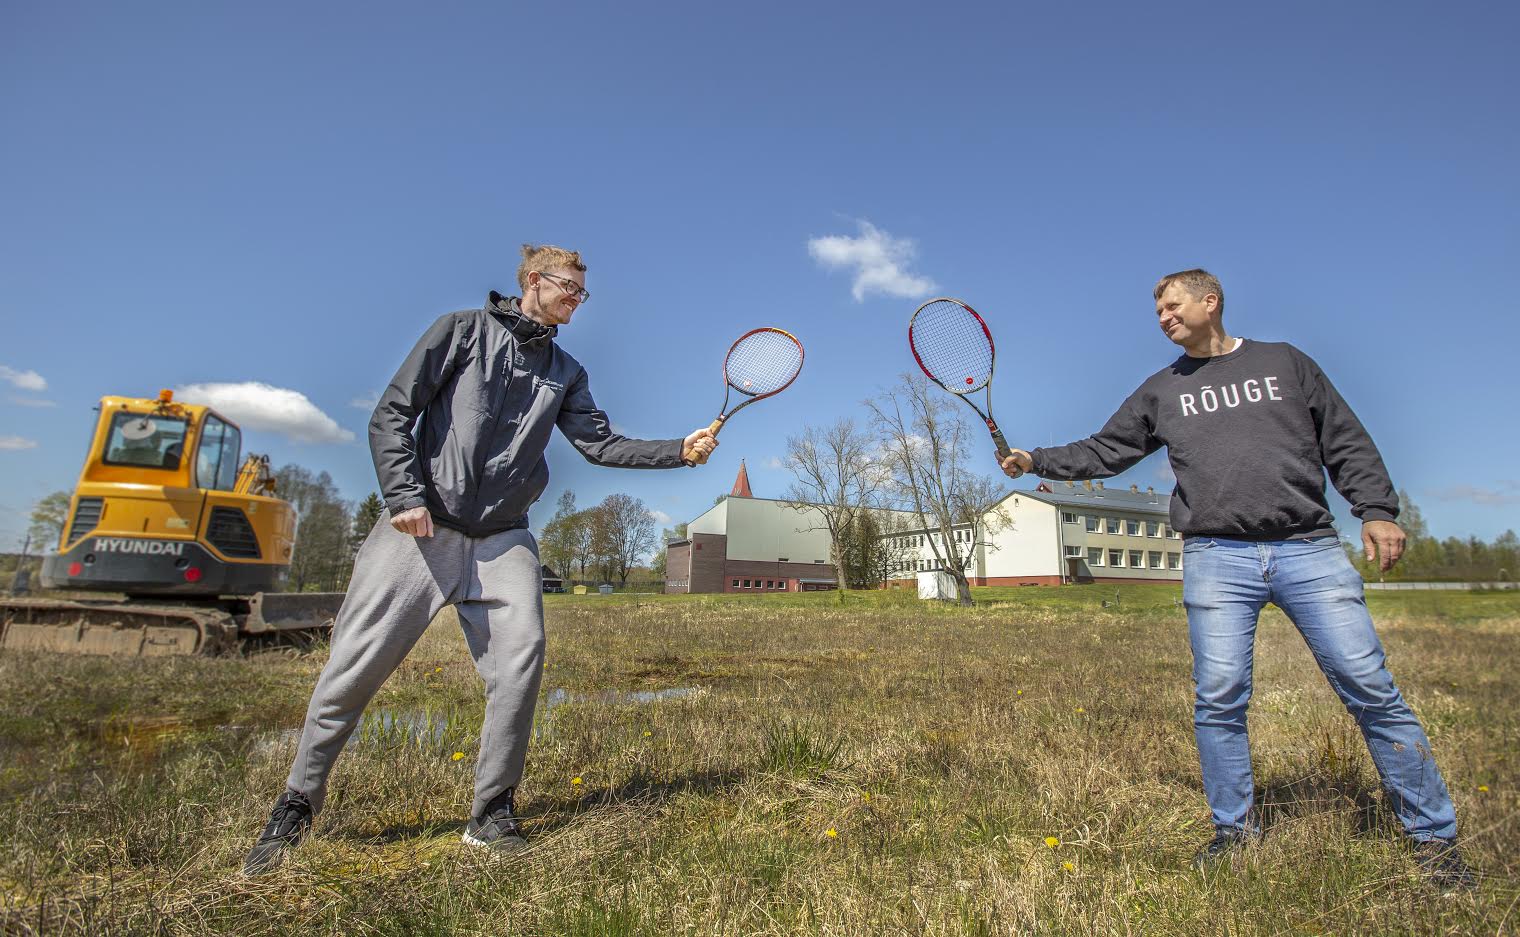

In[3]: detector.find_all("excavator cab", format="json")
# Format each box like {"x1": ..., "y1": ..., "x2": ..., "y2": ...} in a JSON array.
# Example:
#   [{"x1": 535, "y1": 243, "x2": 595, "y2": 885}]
[{"x1": 39, "y1": 391, "x2": 296, "y2": 597}]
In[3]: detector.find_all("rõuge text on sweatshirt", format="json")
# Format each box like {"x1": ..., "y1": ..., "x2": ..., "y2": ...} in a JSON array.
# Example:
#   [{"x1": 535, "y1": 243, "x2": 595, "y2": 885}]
[{"x1": 1030, "y1": 340, "x2": 1397, "y2": 539}]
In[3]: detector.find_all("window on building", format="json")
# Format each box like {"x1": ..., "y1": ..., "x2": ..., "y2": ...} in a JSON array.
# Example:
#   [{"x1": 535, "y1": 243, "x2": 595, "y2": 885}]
[
  {"x1": 1109, "y1": 549, "x2": 1124, "y2": 567},
  {"x1": 1168, "y1": 552, "x2": 1181, "y2": 569},
  {"x1": 1085, "y1": 516, "x2": 1099, "y2": 532},
  {"x1": 1146, "y1": 521, "x2": 1160, "y2": 537},
  {"x1": 1129, "y1": 550, "x2": 1144, "y2": 568},
  {"x1": 1149, "y1": 551, "x2": 1163, "y2": 569},
  {"x1": 1126, "y1": 520, "x2": 1141, "y2": 536},
  {"x1": 1171, "y1": 527, "x2": 1182, "y2": 539},
  {"x1": 1064, "y1": 545, "x2": 1083, "y2": 557},
  {"x1": 1088, "y1": 547, "x2": 1104, "y2": 566},
  {"x1": 1062, "y1": 512, "x2": 1078, "y2": 524},
  {"x1": 1106, "y1": 518, "x2": 1121, "y2": 535},
  {"x1": 732, "y1": 579, "x2": 740, "y2": 588}
]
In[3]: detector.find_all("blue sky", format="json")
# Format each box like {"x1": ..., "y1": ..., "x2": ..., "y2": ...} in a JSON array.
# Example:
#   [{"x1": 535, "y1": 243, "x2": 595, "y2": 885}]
[{"x1": 3, "y1": 1, "x2": 1517, "y2": 553}]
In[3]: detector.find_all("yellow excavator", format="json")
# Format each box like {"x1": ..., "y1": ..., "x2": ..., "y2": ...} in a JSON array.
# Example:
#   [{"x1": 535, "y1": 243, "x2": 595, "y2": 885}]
[{"x1": 0, "y1": 390, "x2": 346, "y2": 656}]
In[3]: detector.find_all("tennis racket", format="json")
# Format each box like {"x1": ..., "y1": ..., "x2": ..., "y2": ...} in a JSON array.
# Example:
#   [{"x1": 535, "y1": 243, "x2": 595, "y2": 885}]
[
  {"x1": 682, "y1": 327, "x2": 805, "y2": 466},
  {"x1": 907, "y1": 297, "x2": 1011, "y2": 460}
]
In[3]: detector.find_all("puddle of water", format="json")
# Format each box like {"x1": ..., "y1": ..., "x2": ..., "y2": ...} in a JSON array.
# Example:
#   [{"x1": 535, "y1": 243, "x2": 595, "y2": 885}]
[
  {"x1": 249, "y1": 688, "x2": 704, "y2": 753},
  {"x1": 250, "y1": 707, "x2": 462, "y2": 756},
  {"x1": 535, "y1": 686, "x2": 702, "y2": 739}
]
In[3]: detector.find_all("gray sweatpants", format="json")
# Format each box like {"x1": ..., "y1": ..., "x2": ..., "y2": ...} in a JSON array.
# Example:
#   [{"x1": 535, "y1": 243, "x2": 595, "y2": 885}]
[{"x1": 285, "y1": 513, "x2": 545, "y2": 818}]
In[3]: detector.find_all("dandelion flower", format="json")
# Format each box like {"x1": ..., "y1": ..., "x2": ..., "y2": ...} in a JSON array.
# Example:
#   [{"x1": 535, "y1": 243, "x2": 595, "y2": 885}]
[
  {"x1": 451, "y1": 752, "x2": 464, "y2": 761},
  {"x1": 1062, "y1": 861, "x2": 1075, "y2": 872},
  {"x1": 642, "y1": 730, "x2": 653, "y2": 738},
  {"x1": 1478, "y1": 785, "x2": 1489, "y2": 792},
  {"x1": 434, "y1": 667, "x2": 443, "y2": 673},
  {"x1": 1016, "y1": 690, "x2": 1023, "y2": 696},
  {"x1": 825, "y1": 828, "x2": 838, "y2": 838},
  {"x1": 1075, "y1": 707, "x2": 1085, "y2": 714},
  {"x1": 862, "y1": 792, "x2": 871, "y2": 803},
  {"x1": 571, "y1": 776, "x2": 583, "y2": 786},
  {"x1": 1045, "y1": 836, "x2": 1061, "y2": 848}
]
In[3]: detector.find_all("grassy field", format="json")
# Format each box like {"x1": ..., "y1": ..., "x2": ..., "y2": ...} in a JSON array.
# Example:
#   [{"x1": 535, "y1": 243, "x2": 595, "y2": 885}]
[{"x1": 0, "y1": 585, "x2": 1516, "y2": 935}]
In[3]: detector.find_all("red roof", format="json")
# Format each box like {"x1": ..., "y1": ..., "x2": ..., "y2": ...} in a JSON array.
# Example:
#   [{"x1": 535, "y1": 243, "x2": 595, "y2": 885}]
[{"x1": 730, "y1": 459, "x2": 753, "y2": 498}]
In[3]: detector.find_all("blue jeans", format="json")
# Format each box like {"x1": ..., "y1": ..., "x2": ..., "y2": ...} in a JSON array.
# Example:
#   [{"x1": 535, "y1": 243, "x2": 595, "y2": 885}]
[{"x1": 1182, "y1": 535, "x2": 1457, "y2": 841}]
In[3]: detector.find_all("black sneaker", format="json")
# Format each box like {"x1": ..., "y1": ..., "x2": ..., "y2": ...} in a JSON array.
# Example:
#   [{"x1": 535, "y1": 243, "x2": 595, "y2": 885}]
[
  {"x1": 1413, "y1": 839, "x2": 1477, "y2": 894},
  {"x1": 1193, "y1": 827, "x2": 1252, "y2": 870},
  {"x1": 463, "y1": 786, "x2": 527, "y2": 853},
  {"x1": 243, "y1": 790, "x2": 314, "y2": 876}
]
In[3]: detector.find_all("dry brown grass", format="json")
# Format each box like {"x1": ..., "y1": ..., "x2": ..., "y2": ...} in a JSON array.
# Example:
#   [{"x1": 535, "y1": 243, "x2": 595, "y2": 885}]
[{"x1": 0, "y1": 586, "x2": 1515, "y2": 935}]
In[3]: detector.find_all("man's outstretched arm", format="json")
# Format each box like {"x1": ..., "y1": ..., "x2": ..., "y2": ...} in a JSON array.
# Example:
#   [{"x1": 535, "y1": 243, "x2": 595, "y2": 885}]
[
  {"x1": 999, "y1": 389, "x2": 1160, "y2": 480},
  {"x1": 556, "y1": 368, "x2": 717, "y2": 467}
]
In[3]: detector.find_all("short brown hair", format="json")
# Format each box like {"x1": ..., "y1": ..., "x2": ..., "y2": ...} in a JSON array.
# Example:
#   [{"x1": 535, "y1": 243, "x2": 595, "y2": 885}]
[
  {"x1": 1154, "y1": 268, "x2": 1224, "y2": 315},
  {"x1": 516, "y1": 243, "x2": 587, "y2": 292}
]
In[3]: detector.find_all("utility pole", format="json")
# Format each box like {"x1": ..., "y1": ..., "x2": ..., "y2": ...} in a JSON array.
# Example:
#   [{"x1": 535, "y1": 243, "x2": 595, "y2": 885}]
[{"x1": 9, "y1": 533, "x2": 32, "y2": 596}]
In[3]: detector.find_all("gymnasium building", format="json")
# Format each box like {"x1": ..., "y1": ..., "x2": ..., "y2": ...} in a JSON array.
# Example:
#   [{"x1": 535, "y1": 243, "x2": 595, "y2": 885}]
[{"x1": 662, "y1": 462, "x2": 1184, "y2": 594}]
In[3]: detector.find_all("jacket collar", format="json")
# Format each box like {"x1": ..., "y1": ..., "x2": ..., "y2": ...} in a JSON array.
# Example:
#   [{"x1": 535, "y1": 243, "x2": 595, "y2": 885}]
[{"x1": 487, "y1": 291, "x2": 557, "y2": 346}]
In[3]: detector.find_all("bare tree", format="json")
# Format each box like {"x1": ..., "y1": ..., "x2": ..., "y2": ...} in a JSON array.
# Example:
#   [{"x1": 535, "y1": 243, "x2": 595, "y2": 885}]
[
  {"x1": 592, "y1": 493, "x2": 657, "y2": 587},
  {"x1": 866, "y1": 373, "x2": 1011, "y2": 606},
  {"x1": 782, "y1": 418, "x2": 882, "y2": 600}
]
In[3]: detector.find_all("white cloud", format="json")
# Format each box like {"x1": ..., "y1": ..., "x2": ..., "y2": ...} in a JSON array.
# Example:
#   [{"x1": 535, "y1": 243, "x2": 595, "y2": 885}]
[
  {"x1": 1427, "y1": 482, "x2": 1520, "y2": 507},
  {"x1": 650, "y1": 509, "x2": 674, "y2": 525},
  {"x1": 807, "y1": 220, "x2": 936, "y2": 302},
  {"x1": 0, "y1": 436, "x2": 38, "y2": 450},
  {"x1": 7, "y1": 396, "x2": 57, "y2": 408},
  {"x1": 176, "y1": 382, "x2": 356, "y2": 444},
  {"x1": 764, "y1": 456, "x2": 784, "y2": 470},
  {"x1": 350, "y1": 392, "x2": 380, "y2": 411},
  {"x1": 0, "y1": 366, "x2": 47, "y2": 392}
]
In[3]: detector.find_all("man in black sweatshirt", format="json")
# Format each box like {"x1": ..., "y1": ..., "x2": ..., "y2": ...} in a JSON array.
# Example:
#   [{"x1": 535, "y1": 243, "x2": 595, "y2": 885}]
[{"x1": 1001, "y1": 269, "x2": 1472, "y2": 889}]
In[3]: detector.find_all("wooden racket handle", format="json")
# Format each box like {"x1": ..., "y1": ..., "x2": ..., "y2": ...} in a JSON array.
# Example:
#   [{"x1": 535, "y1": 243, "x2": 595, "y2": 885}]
[{"x1": 681, "y1": 417, "x2": 726, "y2": 466}]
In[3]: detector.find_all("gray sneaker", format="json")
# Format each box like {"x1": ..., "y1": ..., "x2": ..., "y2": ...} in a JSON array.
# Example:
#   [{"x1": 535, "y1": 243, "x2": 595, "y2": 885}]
[
  {"x1": 1193, "y1": 827, "x2": 1253, "y2": 871},
  {"x1": 243, "y1": 790, "x2": 314, "y2": 876},
  {"x1": 463, "y1": 787, "x2": 527, "y2": 853},
  {"x1": 1413, "y1": 839, "x2": 1477, "y2": 894}
]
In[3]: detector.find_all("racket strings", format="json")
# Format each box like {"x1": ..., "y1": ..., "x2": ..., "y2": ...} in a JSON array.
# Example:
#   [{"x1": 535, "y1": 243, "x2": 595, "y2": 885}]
[
  {"x1": 909, "y1": 300, "x2": 994, "y2": 392},
  {"x1": 725, "y1": 329, "x2": 803, "y2": 396}
]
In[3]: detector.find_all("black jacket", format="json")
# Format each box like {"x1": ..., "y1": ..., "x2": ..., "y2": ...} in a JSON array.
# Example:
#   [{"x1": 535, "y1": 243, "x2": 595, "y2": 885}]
[{"x1": 370, "y1": 292, "x2": 683, "y2": 536}]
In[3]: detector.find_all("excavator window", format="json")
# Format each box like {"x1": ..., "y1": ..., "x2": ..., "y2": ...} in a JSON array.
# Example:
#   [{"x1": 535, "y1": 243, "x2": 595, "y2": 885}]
[
  {"x1": 196, "y1": 415, "x2": 243, "y2": 491},
  {"x1": 103, "y1": 414, "x2": 187, "y2": 470}
]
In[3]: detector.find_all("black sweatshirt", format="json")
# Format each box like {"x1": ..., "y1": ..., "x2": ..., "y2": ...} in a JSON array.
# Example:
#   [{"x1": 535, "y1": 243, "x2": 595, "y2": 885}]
[{"x1": 1030, "y1": 340, "x2": 1398, "y2": 540}]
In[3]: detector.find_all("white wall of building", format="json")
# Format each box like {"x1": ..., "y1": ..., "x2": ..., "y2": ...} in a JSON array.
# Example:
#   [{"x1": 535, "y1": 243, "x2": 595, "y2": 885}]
[
  {"x1": 984, "y1": 494, "x2": 1062, "y2": 579},
  {"x1": 722, "y1": 497, "x2": 835, "y2": 563},
  {"x1": 687, "y1": 498, "x2": 728, "y2": 537}
]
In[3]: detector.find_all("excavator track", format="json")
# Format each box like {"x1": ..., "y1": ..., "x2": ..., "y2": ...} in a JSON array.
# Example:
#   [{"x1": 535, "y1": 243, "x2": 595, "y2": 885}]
[{"x1": 0, "y1": 598, "x2": 239, "y2": 657}]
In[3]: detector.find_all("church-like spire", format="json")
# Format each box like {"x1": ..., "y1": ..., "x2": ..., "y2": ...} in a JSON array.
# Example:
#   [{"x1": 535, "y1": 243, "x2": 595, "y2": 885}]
[{"x1": 730, "y1": 459, "x2": 753, "y2": 498}]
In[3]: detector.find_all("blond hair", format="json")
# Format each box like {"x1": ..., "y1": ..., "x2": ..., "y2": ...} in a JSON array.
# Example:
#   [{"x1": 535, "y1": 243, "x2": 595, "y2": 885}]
[
  {"x1": 1154, "y1": 268, "x2": 1224, "y2": 315},
  {"x1": 516, "y1": 244, "x2": 586, "y2": 292}
]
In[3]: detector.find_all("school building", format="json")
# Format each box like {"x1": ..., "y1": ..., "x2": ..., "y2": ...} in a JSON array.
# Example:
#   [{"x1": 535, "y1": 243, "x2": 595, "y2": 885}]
[{"x1": 663, "y1": 462, "x2": 1184, "y2": 594}]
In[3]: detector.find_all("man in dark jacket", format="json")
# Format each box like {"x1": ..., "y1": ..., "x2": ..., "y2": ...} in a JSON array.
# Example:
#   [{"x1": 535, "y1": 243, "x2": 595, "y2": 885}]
[
  {"x1": 1000, "y1": 269, "x2": 1472, "y2": 890},
  {"x1": 244, "y1": 244, "x2": 717, "y2": 874}
]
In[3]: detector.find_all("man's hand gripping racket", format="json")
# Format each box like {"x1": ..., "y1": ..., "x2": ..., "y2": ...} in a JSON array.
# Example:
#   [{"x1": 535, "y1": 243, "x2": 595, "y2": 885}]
[
  {"x1": 682, "y1": 327, "x2": 805, "y2": 466},
  {"x1": 908, "y1": 298, "x2": 1027, "y2": 476}
]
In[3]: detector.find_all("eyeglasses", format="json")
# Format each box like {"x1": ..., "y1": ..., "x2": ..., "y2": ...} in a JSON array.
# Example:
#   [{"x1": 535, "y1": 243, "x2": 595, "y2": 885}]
[{"x1": 537, "y1": 272, "x2": 590, "y2": 303}]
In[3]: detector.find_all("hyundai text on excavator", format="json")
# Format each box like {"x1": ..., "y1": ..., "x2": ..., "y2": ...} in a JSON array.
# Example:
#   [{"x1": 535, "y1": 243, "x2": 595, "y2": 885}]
[{"x1": 0, "y1": 390, "x2": 346, "y2": 655}]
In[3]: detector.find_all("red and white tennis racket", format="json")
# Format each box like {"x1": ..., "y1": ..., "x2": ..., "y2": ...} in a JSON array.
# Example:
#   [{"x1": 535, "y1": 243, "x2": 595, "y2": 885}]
[
  {"x1": 682, "y1": 327, "x2": 805, "y2": 466},
  {"x1": 907, "y1": 298, "x2": 1011, "y2": 460}
]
